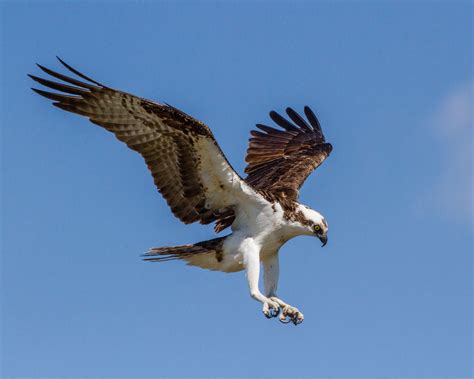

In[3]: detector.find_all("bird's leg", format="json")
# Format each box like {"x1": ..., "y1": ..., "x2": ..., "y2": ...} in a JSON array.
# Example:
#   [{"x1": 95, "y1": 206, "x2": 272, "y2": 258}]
[
  {"x1": 242, "y1": 240, "x2": 280, "y2": 319},
  {"x1": 263, "y1": 253, "x2": 304, "y2": 325}
]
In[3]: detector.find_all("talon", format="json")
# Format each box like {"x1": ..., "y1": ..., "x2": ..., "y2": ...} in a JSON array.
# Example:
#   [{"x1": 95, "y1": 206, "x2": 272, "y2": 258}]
[
  {"x1": 279, "y1": 312, "x2": 285, "y2": 322},
  {"x1": 276, "y1": 304, "x2": 304, "y2": 325},
  {"x1": 262, "y1": 301, "x2": 280, "y2": 319},
  {"x1": 262, "y1": 303, "x2": 271, "y2": 318},
  {"x1": 272, "y1": 307, "x2": 280, "y2": 317},
  {"x1": 266, "y1": 298, "x2": 304, "y2": 325},
  {"x1": 279, "y1": 311, "x2": 291, "y2": 323},
  {"x1": 292, "y1": 312, "x2": 304, "y2": 325}
]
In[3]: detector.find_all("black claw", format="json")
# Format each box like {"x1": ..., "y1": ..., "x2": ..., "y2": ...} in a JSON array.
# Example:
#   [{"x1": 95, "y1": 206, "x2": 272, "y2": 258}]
[
  {"x1": 264, "y1": 307, "x2": 281, "y2": 319},
  {"x1": 292, "y1": 316, "x2": 303, "y2": 326},
  {"x1": 279, "y1": 316, "x2": 292, "y2": 324}
]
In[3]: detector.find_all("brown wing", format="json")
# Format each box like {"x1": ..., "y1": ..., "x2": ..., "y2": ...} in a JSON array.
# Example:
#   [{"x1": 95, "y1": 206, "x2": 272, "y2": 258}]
[
  {"x1": 244, "y1": 106, "x2": 333, "y2": 201},
  {"x1": 30, "y1": 58, "x2": 260, "y2": 229}
]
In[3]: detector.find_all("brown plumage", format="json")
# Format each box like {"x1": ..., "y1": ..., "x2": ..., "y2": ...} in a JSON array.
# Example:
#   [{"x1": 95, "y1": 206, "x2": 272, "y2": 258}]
[
  {"x1": 30, "y1": 58, "x2": 332, "y2": 234},
  {"x1": 215, "y1": 108, "x2": 333, "y2": 232},
  {"x1": 143, "y1": 236, "x2": 227, "y2": 263},
  {"x1": 245, "y1": 106, "x2": 333, "y2": 202},
  {"x1": 30, "y1": 58, "x2": 239, "y2": 228}
]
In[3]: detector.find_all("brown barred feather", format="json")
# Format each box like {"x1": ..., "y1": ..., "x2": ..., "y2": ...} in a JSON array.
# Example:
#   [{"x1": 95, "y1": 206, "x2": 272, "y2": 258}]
[
  {"x1": 30, "y1": 59, "x2": 333, "y2": 234},
  {"x1": 245, "y1": 106, "x2": 332, "y2": 202},
  {"x1": 143, "y1": 236, "x2": 228, "y2": 263},
  {"x1": 30, "y1": 58, "x2": 238, "y2": 229}
]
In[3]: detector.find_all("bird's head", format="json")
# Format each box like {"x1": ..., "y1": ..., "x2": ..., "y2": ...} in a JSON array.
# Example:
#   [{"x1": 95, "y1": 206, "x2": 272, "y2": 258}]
[{"x1": 294, "y1": 205, "x2": 329, "y2": 247}]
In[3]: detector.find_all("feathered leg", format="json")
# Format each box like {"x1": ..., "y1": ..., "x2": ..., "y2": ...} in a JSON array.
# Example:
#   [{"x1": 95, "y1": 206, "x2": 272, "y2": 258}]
[
  {"x1": 263, "y1": 253, "x2": 304, "y2": 325},
  {"x1": 241, "y1": 238, "x2": 280, "y2": 319}
]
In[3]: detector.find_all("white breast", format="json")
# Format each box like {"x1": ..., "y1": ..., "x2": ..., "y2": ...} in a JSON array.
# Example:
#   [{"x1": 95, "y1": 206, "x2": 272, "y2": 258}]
[
  {"x1": 226, "y1": 200, "x2": 299, "y2": 260},
  {"x1": 188, "y1": 198, "x2": 306, "y2": 273}
]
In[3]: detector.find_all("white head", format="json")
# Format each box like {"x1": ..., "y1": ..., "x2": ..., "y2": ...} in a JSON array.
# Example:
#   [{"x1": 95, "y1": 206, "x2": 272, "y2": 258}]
[{"x1": 293, "y1": 204, "x2": 329, "y2": 246}]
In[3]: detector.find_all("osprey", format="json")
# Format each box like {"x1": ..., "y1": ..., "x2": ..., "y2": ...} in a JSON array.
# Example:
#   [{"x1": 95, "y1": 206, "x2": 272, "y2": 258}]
[{"x1": 30, "y1": 58, "x2": 333, "y2": 325}]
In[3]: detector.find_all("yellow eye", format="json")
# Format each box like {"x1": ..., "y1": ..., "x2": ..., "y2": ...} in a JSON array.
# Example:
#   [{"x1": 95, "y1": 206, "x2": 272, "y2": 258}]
[{"x1": 314, "y1": 225, "x2": 321, "y2": 232}]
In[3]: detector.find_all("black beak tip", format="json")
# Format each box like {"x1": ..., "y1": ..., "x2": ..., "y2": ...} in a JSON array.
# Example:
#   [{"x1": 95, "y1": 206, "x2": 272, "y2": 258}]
[{"x1": 319, "y1": 236, "x2": 328, "y2": 247}]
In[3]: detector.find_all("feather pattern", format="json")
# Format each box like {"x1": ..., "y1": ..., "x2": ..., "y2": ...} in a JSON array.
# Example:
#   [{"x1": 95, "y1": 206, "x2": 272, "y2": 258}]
[
  {"x1": 30, "y1": 59, "x2": 333, "y2": 234},
  {"x1": 29, "y1": 58, "x2": 264, "y2": 228},
  {"x1": 245, "y1": 106, "x2": 332, "y2": 201}
]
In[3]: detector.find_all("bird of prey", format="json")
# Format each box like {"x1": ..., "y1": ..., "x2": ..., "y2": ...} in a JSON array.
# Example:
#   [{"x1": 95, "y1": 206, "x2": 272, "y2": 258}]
[{"x1": 30, "y1": 58, "x2": 333, "y2": 325}]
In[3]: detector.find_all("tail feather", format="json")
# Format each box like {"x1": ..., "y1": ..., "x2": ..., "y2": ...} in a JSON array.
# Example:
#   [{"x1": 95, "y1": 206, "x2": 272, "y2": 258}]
[{"x1": 143, "y1": 236, "x2": 227, "y2": 263}]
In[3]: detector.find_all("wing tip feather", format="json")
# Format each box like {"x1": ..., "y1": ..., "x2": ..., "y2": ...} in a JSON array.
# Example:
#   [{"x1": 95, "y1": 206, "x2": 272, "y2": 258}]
[{"x1": 56, "y1": 56, "x2": 105, "y2": 87}]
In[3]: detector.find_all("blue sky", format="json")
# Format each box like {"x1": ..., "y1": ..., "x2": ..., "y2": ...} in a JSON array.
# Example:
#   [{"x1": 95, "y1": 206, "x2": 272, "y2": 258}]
[{"x1": 1, "y1": 1, "x2": 472, "y2": 377}]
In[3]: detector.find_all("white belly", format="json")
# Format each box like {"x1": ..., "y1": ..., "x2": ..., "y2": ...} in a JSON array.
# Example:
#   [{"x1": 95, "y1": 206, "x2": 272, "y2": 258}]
[
  {"x1": 219, "y1": 201, "x2": 291, "y2": 271},
  {"x1": 184, "y1": 200, "x2": 302, "y2": 273}
]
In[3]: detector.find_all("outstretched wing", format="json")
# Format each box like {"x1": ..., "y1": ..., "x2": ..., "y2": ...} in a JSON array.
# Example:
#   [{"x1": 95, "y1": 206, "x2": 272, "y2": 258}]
[
  {"x1": 244, "y1": 106, "x2": 332, "y2": 202},
  {"x1": 30, "y1": 58, "x2": 259, "y2": 227}
]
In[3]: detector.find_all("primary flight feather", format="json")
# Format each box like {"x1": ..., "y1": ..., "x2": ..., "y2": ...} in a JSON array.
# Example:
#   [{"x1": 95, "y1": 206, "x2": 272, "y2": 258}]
[{"x1": 30, "y1": 57, "x2": 333, "y2": 325}]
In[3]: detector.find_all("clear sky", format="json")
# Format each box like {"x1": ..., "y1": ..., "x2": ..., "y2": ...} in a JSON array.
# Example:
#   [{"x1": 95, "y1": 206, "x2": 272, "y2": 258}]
[{"x1": 1, "y1": 1, "x2": 472, "y2": 377}]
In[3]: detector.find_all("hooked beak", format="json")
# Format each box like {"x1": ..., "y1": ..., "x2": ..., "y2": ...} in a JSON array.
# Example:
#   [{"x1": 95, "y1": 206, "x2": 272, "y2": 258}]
[{"x1": 319, "y1": 234, "x2": 328, "y2": 247}]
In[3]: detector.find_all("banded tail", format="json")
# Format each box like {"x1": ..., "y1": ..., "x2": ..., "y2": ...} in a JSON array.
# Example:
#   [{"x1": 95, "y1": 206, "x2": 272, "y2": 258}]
[{"x1": 143, "y1": 236, "x2": 231, "y2": 271}]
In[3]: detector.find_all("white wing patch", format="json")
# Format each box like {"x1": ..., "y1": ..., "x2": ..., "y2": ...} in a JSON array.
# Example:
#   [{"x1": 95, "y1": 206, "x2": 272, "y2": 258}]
[{"x1": 195, "y1": 138, "x2": 266, "y2": 211}]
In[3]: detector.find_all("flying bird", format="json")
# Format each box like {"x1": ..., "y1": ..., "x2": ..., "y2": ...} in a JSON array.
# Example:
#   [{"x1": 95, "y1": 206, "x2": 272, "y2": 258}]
[{"x1": 30, "y1": 58, "x2": 333, "y2": 325}]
